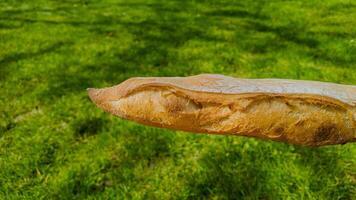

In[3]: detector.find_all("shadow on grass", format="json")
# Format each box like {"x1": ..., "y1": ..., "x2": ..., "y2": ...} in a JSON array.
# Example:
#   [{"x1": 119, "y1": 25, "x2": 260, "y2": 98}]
[
  {"x1": 1, "y1": 0, "x2": 354, "y2": 95},
  {"x1": 0, "y1": 42, "x2": 70, "y2": 80},
  {"x1": 245, "y1": 20, "x2": 320, "y2": 48},
  {"x1": 72, "y1": 117, "x2": 110, "y2": 138},
  {"x1": 0, "y1": 21, "x2": 21, "y2": 29},
  {"x1": 55, "y1": 126, "x2": 175, "y2": 197},
  {"x1": 10, "y1": 1, "x2": 222, "y2": 100},
  {"x1": 187, "y1": 144, "x2": 271, "y2": 199},
  {"x1": 0, "y1": 42, "x2": 68, "y2": 65}
]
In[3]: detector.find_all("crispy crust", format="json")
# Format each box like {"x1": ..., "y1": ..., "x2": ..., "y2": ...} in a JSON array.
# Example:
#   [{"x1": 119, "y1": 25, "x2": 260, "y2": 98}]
[{"x1": 88, "y1": 74, "x2": 356, "y2": 147}]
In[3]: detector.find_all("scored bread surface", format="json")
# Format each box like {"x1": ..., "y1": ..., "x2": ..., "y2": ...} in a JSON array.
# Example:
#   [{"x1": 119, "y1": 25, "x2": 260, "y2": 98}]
[{"x1": 88, "y1": 74, "x2": 356, "y2": 147}]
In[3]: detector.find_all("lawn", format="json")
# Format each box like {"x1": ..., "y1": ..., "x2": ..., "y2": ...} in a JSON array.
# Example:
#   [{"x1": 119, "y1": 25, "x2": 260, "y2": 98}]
[{"x1": 0, "y1": 0, "x2": 355, "y2": 199}]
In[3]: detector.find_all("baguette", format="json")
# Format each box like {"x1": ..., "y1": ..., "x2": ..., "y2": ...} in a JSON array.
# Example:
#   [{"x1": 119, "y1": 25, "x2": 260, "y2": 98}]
[{"x1": 88, "y1": 74, "x2": 356, "y2": 147}]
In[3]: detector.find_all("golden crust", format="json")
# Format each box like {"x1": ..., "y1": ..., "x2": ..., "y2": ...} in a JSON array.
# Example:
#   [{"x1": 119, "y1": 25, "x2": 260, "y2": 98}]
[{"x1": 88, "y1": 74, "x2": 356, "y2": 147}]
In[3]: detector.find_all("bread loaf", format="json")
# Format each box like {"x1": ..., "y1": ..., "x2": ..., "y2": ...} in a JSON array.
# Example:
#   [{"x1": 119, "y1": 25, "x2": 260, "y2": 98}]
[{"x1": 88, "y1": 74, "x2": 356, "y2": 147}]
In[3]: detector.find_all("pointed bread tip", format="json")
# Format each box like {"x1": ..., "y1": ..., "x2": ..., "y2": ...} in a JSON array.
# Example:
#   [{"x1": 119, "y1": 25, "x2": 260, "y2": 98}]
[{"x1": 87, "y1": 88, "x2": 101, "y2": 103}]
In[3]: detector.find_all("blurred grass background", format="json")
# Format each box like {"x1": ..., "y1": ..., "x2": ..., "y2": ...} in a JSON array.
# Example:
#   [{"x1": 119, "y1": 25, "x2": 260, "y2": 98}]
[{"x1": 0, "y1": 0, "x2": 355, "y2": 199}]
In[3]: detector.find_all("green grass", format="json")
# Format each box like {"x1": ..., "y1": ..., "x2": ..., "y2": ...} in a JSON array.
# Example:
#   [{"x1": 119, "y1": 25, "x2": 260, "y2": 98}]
[{"x1": 1, "y1": 0, "x2": 356, "y2": 199}]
